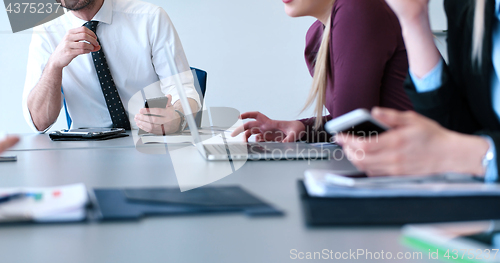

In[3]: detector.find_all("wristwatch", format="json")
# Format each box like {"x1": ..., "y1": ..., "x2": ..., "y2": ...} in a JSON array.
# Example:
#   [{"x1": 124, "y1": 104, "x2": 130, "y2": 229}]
[
  {"x1": 482, "y1": 136, "x2": 495, "y2": 172},
  {"x1": 174, "y1": 110, "x2": 187, "y2": 133}
]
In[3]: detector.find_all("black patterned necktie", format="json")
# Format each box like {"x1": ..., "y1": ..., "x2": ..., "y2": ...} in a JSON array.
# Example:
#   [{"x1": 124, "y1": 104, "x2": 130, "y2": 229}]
[{"x1": 83, "y1": 21, "x2": 131, "y2": 130}]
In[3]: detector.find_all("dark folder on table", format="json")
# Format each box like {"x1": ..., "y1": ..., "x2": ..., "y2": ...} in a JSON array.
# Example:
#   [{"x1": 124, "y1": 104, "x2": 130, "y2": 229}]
[
  {"x1": 298, "y1": 180, "x2": 500, "y2": 226},
  {"x1": 92, "y1": 186, "x2": 283, "y2": 220},
  {"x1": 49, "y1": 128, "x2": 128, "y2": 141}
]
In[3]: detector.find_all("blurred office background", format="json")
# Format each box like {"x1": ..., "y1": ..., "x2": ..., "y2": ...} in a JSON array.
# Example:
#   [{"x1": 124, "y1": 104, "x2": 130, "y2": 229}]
[{"x1": 0, "y1": 0, "x2": 446, "y2": 134}]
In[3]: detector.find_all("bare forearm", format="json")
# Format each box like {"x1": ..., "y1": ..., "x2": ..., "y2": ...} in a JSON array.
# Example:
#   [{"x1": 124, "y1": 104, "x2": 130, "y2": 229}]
[
  {"x1": 26, "y1": 26, "x2": 100, "y2": 132},
  {"x1": 27, "y1": 60, "x2": 63, "y2": 131},
  {"x1": 399, "y1": 10, "x2": 442, "y2": 78}
]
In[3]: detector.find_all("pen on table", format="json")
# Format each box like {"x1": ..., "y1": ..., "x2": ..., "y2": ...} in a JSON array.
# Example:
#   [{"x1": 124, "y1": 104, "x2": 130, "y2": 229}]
[
  {"x1": 0, "y1": 156, "x2": 17, "y2": 162},
  {"x1": 0, "y1": 193, "x2": 25, "y2": 204},
  {"x1": 0, "y1": 192, "x2": 42, "y2": 204}
]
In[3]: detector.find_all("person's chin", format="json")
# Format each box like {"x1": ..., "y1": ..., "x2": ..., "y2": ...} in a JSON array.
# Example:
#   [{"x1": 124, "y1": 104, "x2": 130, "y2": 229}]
[{"x1": 284, "y1": 7, "x2": 302, "y2": 18}]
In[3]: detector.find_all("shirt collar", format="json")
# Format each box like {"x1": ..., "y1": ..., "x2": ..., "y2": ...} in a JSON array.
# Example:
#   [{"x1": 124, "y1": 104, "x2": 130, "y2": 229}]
[
  {"x1": 68, "y1": 0, "x2": 113, "y2": 27},
  {"x1": 92, "y1": 0, "x2": 113, "y2": 25}
]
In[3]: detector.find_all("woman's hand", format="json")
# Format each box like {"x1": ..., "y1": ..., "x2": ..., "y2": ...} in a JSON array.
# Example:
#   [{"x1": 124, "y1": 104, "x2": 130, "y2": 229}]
[
  {"x1": 336, "y1": 108, "x2": 490, "y2": 177},
  {"x1": 0, "y1": 136, "x2": 19, "y2": 154},
  {"x1": 231, "y1": 112, "x2": 306, "y2": 142}
]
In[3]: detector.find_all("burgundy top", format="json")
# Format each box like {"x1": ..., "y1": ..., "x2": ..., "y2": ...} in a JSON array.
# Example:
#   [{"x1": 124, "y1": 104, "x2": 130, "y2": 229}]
[{"x1": 299, "y1": 0, "x2": 413, "y2": 142}]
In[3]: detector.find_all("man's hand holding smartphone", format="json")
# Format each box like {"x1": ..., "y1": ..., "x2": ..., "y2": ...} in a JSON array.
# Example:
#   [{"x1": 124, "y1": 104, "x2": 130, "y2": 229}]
[{"x1": 134, "y1": 94, "x2": 182, "y2": 136}]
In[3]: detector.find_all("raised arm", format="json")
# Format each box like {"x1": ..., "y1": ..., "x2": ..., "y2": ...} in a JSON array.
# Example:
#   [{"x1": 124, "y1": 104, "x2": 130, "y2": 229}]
[
  {"x1": 385, "y1": 0, "x2": 441, "y2": 78},
  {"x1": 24, "y1": 26, "x2": 100, "y2": 132},
  {"x1": 388, "y1": 0, "x2": 482, "y2": 133}
]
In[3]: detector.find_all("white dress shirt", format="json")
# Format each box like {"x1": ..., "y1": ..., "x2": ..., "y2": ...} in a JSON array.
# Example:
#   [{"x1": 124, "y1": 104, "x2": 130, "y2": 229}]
[{"x1": 22, "y1": 0, "x2": 201, "y2": 132}]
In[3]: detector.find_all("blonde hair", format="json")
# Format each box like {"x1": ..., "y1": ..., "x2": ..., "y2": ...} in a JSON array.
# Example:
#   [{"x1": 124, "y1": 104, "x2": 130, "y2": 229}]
[
  {"x1": 472, "y1": 0, "x2": 486, "y2": 66},
  {"x1": 302, "y1": 15, "x2": 332, "y2": 130}
]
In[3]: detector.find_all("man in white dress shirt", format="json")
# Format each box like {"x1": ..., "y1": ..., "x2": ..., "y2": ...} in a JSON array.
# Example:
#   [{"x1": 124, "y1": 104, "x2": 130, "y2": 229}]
[{"x1": 22, "y1": 0, "x2": 201, "y2": 134}]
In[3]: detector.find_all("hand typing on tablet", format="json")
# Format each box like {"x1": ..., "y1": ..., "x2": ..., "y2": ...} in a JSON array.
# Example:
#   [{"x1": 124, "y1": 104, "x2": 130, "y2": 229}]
[{"x1": 231, "y1": 112, "x2": 306, "y2": 142}]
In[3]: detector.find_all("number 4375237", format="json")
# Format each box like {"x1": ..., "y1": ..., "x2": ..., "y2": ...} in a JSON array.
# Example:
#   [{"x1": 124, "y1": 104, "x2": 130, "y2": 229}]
[
  {"x1": 5, "y1": 3, "x2": 61, "y2": 14},
  {"x1": 444, "y1": 249, "x2": 499, "y2": 260}
]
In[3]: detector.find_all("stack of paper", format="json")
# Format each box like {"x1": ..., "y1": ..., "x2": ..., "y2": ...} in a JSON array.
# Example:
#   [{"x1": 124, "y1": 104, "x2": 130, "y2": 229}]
[
  {"x1": 140, "y1": 127, "x2": 244, "y2": 145},
  {"x1": 304, "y1": 169, "x2": 500, "y2": 198},
  {"x1": 0, "y1": 184, "x2": 88, "y2": 222},
  {"x1": 141, "y1": 133, "x2": 193, "y2": 145}
]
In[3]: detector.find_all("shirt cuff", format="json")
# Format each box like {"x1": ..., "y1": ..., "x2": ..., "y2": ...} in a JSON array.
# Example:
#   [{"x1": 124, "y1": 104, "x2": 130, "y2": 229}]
[
  {"x1": 409, "y1": 60, "x2": 444, "y2": 93},
  {"x1": 23, "y1": 101, "x2": 54, "y2": 134},
  {"x1": 482, "y1": 136, "x2": 498, "y2": 183}
]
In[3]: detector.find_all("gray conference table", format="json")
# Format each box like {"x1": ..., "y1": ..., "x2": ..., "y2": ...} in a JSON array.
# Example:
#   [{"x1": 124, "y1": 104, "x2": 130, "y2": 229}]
[{"x1": 0, "y1": 133, "x2": 433, "y2": 263}]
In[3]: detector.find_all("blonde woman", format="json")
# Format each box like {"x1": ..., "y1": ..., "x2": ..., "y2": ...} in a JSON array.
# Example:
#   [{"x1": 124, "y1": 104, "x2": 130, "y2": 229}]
[
  {"x1": 232, "y1": 0, "x2": 413, "y2": 143},
  {"x1": 336, "y1": 0, "x2": 500, "y2": 180}
]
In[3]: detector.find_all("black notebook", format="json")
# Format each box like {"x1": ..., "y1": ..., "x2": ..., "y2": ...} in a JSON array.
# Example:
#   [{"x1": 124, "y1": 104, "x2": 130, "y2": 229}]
[
  {"x1": 92, "y1": 186, "x2": 283, "y2": 220},
  {"x1": 298, "y1": 180, "x2": 500, "y2": 226},
  {"x1": 49, "y1": 128, "x2": 128, "y2": 141}
]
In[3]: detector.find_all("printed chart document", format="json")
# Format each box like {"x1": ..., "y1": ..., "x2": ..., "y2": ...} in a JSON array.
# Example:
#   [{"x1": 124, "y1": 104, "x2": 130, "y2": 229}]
[{"x1": 0, "y1": 184, "x2": 88, "y2": 222}]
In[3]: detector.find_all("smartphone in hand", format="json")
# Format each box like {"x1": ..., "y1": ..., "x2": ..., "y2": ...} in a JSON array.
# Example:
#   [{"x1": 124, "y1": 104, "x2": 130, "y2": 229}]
[
  {"x1": 325, "y1": 109, "x2": 389, "y2": 136},
  {"x1": 144, "y1": 97, "x2": 170, "y2": 116},
  {"x1": 138, "y1": 97, "x2": 171, "y2": 135}
]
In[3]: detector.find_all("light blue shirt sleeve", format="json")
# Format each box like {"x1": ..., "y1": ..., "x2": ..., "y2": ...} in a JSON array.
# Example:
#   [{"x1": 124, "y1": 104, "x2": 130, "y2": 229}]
[
  {"x1": 483, "y1": 136, "x2": 499, "y2": 183},
  {"x1": 409, "y1": 60, "x2": 444, "y2": 93},
  {"x1": 409, "y1": 61, "x2": 499, "y2": 182}
]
